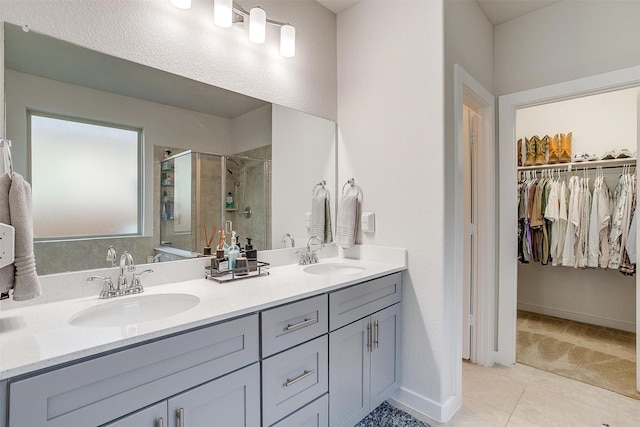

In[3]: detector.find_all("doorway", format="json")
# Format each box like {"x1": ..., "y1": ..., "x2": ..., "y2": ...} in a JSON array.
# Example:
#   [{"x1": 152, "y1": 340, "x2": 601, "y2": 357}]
[
  {"x1": 497, "y1": 65, "x2": 640, "y2": 392},
  {"x1": 454, "y1": 64, "x2": 495, "y2": 370}
]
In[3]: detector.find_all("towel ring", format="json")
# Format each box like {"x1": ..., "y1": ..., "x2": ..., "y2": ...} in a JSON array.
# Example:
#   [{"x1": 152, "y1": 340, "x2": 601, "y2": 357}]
[
  {"x1": 342, "y1": 178, "x2": 362, "y2": 200},
  {"x1": 313, "y1": 180, "x2": 328, "y2": 197}
]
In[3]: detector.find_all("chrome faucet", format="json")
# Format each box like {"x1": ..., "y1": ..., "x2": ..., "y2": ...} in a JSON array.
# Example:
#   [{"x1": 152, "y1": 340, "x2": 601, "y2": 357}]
[
  {"x1": 106, "y1": 246, "x2": 117, "y2": 267},
  {"x1": 298, "y1": 236, "x2": 324, "y2": 265},
  {"x1": 282, "y1": 233, "x2": 295, "y2": 248},
  {"x1": 118, "y1": 251, "x2": 136, "y2": 292},
  {"x1": 152, "y1": 253, "x2": 170, "y2": 263}
]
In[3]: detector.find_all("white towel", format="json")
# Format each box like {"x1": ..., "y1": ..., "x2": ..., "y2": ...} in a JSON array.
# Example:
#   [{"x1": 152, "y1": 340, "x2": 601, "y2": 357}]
[
  {"x1": 336, "y1": 194, "x2": 358, "y2": 249},
  {"x1": 9, "y1": 173, "x2": 40, "y2": 301},
  {"x1": 0, "y1": 173, "x2": 14, "y2": 294},
  {"x1": 324, "y1": 196, "x2": 333, "y2": 243},
  {"x1": 310, "y1": 193, "x2": 334, "y2": 244},
  {"x1": 309, "y1": 194, "x2": 326, "y2": 241}
]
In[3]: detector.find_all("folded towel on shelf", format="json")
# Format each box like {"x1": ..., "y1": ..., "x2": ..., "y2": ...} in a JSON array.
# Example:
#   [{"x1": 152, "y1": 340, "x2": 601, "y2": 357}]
[
  {"x1": 9, "y1": 173, "x2": 40, "y2": 301},
  {"x1": 0, "y1": 173, "x2": 13, "y2": 295},
  {"x1": 336, "y1": 194, "x2": 358, "y2": 249}
]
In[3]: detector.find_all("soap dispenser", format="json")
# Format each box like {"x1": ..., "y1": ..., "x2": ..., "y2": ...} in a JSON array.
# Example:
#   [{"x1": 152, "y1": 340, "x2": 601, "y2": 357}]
[
  {"x1": 245, "y1": 238, "x2": 257, "y2": 271},
  {"x1": 228, "y1": 231, "x2": 240, "y2": 270}
]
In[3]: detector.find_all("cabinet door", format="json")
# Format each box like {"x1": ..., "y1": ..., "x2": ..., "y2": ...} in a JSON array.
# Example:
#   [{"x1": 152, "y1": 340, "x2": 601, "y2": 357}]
[
  {"x1": 370, "y1": 303, "x2": 402, "y2": 409},
  {"x1": 101, "y1": 402, "x2": 167, "y2": 427},
  {"x1": 328, "y1": 318, "x2": 370, "y2": 427},
  {"x1": 167, "y1": 363, "x2": 260, "y2": 427}
]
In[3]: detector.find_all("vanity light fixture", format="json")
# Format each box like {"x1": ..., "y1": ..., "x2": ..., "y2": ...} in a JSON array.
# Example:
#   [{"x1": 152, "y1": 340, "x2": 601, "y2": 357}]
[
  {"x1": 170, "y1": 0, "x2": 192, "y2": 9},
  {"x1": 249, "y1": 7, "x2": 266, "y2": 44},
  {"x1": 213, "y1": 0, "x2": 233, "y2": 28},
  {"x1": 170, "y1": 0, "x2": 296, "y2": 57}
]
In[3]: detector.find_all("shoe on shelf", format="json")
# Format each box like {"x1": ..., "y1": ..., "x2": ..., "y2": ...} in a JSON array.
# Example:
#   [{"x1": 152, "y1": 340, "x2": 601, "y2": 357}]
[
  {"x1": 559, "y1": 132, "x2": 572, "y2": 163},
  {"x1": 572, "y1": 153, "x2": 586, "y2": 162},
  {"x1": 601, "y1": 150, "x2": 617, "y2": 160},
  {"x1": 617, "y1": 148, "x2": 633, "y2": 159},
  {"x1": 548, "y1": 134, "x2": 559, "y2": 164},
  {"x1": 585, "y1": 153, "x2": 600, "y2": 161}
]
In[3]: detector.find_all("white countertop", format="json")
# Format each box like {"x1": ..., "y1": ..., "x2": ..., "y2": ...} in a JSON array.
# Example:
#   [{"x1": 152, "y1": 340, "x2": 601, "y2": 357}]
[{"x1": 0, "y1": 256, "x2": 405, "y2": 381}]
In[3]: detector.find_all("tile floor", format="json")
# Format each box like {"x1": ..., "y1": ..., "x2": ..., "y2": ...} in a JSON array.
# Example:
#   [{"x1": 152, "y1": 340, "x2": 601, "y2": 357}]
[{"x1": 392, "y1": 362, "x2": 640, "y2": 426}]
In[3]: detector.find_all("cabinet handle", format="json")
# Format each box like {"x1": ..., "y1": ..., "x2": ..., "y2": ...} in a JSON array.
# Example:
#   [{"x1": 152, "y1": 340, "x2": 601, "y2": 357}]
[
  {"x1": 374, "y1": 320, "x2": 379, "y2": 350},
  {"x1": 176, "y1": 408, "x2": 184, "y2": 427},
  {"x1": 367, "y1": 323, "x2": 372, "y2": 352},
  {"x1": 285, "y1": 317, "x2": 316, "y2": 331},
  {"x1": 155, "y1": 418, "x2": 163, "y2": 427},
  {"x1": 283, "y1": 369, "x2": 315, "y2": 387}
]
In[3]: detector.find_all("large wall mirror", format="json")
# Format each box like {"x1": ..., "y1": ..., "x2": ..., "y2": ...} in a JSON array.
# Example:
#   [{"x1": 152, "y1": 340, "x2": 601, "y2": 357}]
[{"x1": 3, "y1": 22, "x2": 336, "y2": 275}]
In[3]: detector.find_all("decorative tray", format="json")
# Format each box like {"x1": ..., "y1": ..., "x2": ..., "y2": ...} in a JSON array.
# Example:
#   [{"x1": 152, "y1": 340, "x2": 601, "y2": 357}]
[{"x1": 205, "y1": 261, "x2": 270, "y2": 283}]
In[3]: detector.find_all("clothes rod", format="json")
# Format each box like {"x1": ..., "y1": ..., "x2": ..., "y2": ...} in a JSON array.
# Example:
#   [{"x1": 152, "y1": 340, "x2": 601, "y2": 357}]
[{"x1": 517, "y1": 158, "x2": 636, "y2": 172}]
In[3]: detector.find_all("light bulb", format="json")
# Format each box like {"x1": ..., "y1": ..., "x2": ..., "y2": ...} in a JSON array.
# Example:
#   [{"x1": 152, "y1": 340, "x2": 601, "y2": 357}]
[
  {"x1": 249, "y1": 7, "x2": 266, "y2": 44},
  {"x1": 214, "y1": 0, "x2": 233, "y2": 28},
  {"x1": 280, "y1": 25, "x2": 295, "y2": 57},
  {"x1": 169, "y1": 0, "x2": 191, "y2": 9}
]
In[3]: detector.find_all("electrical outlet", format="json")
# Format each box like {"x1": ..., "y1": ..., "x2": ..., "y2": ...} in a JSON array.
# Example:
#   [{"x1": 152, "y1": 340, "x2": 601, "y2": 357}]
[
  {"x1": 361, "y1": 212, "x2": 375, "y2": 233},
  {"x1": 0, "y1": 222, "x2": 15, "y2": 269}
]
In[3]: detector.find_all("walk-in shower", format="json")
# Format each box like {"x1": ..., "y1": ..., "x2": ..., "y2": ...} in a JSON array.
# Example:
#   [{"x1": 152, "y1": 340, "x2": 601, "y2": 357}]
[{"x1": 159, "y1": 150, "x2": 271, "y2": 255}]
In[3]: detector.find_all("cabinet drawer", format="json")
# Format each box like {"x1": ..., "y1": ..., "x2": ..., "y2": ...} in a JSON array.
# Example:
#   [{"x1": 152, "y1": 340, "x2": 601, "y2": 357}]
[
  {"x1": 271, "y1": 394, "x2": 328, "y2": 427},
  {"x1": 329, "y1": 272, "x2": 402, "y2": 331},
  {"x1": 262, "y1": 335, "x2": 328, "y2": 426},
  {"x1": 261, "y1": 294, "x2": 328, "y2": 357},
  {"x1": 9, "y1": 314, "x2": 259, "y2": 427}
]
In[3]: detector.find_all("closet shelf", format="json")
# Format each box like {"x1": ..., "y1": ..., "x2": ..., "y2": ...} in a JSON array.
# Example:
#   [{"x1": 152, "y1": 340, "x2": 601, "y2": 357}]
[{"x1": 517, "y1": 157, "x2": 636, "y2": 172}]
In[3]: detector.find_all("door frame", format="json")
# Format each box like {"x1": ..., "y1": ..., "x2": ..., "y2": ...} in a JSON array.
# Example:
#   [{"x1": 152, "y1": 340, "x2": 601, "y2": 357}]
[
  {"x1": 496, "y1": 66, "x2": 640, "y2": 377},
  {"x1": 454, "y1": 63, "x2": 496, "y2": 375}
]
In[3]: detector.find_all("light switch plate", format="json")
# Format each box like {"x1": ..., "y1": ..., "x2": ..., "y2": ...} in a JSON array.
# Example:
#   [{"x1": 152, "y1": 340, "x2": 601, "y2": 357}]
[
  {"x1": 0, "y1": 222, "x2": 15, "y2": 269},
  {"x1": 361, "y1": 212, "x2": 375, "y2": 233}
]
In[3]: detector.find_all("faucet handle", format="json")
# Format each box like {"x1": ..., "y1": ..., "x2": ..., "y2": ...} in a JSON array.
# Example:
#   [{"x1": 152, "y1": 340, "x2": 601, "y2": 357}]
[
  {"x1": 131, "y1": 269, "x2": 153, "y2": 293},
  {"x1": 88, "y1": 275, "x2": 116, "y2": 299}
]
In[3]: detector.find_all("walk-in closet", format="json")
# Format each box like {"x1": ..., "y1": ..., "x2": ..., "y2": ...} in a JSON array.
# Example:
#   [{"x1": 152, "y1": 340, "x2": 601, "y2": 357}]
[{"x1": 515, "y1": 86, "x2": 639, "y2": 399}]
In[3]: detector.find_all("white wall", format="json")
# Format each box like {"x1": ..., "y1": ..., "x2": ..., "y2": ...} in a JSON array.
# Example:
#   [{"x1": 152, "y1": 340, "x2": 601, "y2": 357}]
[
  {"x1": 232, "y1": 104, "x2": 272, "y2": 155},
  {"x1": 0, "y1": 0, "x2": 337, "y2": 139},
  {"x1": 337, "y1": 0, "x2": 455, "y2": 421},
  {"x1": 494, "y1": 0, "x2": 640, "y2": 96},
  {"x1": 272, "y1": 104, "x2": 335, "y2": 249},
  {"x1": 516, "y1": 87, "x2": 639, "y2": 331},
  {"x1": 516, "y1": 87, "x2": 638, "y2": 154}
]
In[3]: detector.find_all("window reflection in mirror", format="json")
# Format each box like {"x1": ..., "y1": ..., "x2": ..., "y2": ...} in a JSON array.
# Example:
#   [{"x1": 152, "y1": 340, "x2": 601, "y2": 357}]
[{"x1": 29, "y1": 111, "x2": 141, "y2": 240}]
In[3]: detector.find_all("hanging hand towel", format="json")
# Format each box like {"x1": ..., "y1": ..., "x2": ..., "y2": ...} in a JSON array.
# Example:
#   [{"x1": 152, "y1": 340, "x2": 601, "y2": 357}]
[
  {"x1": 324, "y1": 195, "x2": 333, "y2": 243},
  {"x1": 0, "y1": 173, "x2": 14, "y2": 295},
  {"x1": 336, "y1": 194, "x2": 358, "y2": 249},
  {"x1": 309, "y1": 194, "x2": 326, "y2": 241},
  {"x1": 9, "y1": 173, "x2": 41, "y2": 301}
]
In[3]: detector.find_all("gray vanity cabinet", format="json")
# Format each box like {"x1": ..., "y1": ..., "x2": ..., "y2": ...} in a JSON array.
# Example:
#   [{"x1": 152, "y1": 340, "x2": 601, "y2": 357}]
[
  {"x1": 328, "y1": 273, "x2": 402, "y2": 427},
  {"x1": 260, "y1": 295, "x2": 329, "y2": 427},
  {"x1": 8, "y1": 314, "x2": 259, "y2": 427},
  {"x1": 167, "y1": 363, "x2": 260, "y2": 427}
]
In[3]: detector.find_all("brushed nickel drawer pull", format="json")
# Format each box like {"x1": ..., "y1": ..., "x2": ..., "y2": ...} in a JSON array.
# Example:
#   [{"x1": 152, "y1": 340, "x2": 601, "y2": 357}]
[
  {"x1": 374, "y1": 320, "x2": 379, "y2": 350},
  {"x1": 177, "y1": 408, "x2": 184, "y2": 427},
  {"x1": 156, "y1": 418, "x2": 164, "y2": 427},
  {"x1": 367, "y1": 323, "x2": 372, "y2": 352},
  {"x1": 284, "y1": 369, "x2": 316, "y2": 387},
  {"x1": 285, "y1": 317, "x2": 316, "y2": 331}
]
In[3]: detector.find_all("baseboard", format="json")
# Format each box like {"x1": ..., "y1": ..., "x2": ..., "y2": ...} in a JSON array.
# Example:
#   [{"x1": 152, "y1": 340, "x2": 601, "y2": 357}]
[
  {"x1": 517, "y1": 303, "x2": 636, "y2": 333},
  {"x1": 392, "y1": 387, "x2": 461, "y2": 423}
]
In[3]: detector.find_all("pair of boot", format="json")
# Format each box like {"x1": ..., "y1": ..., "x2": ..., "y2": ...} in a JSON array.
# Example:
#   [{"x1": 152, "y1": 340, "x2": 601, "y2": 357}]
[
  {"x1": 521, "y1": 133, "x2": 572, "y2": 166},
  {"x1": 523, "y1": 135, "x2": 547, "y2": 166}
]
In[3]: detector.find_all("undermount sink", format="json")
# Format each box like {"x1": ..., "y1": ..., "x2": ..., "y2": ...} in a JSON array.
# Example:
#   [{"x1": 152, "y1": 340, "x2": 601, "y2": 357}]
[
  {"x1": 68, "y1": 293, "x2": 200, "y2": 328},
  {"x1": 303, "y1": 263, "x2": 365, "y2": 276}
]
